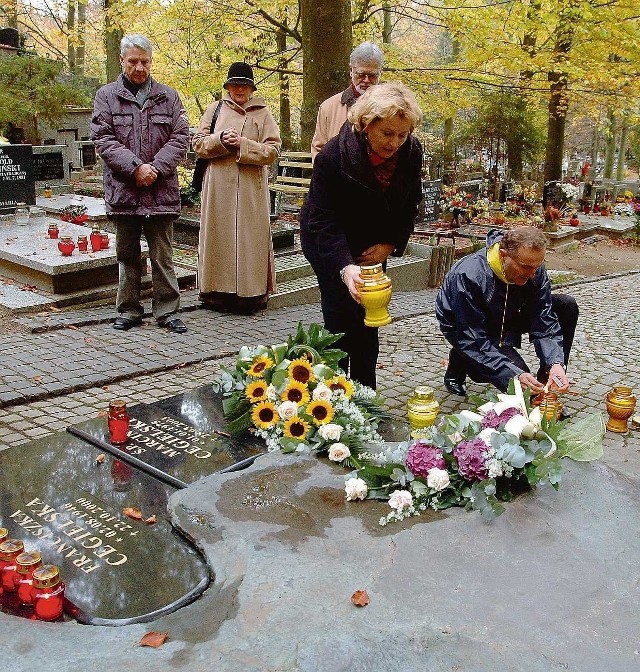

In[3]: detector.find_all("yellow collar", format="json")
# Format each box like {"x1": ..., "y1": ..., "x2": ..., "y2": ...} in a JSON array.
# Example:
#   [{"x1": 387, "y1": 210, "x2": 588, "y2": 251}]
[{"x1": 487, "y1": 242, "x2": 509, "y2": 283}]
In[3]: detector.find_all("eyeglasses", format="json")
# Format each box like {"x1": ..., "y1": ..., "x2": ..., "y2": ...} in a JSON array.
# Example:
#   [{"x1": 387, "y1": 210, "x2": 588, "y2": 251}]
[
  {"x1": 352, "y1": 70, "x2": 381, "y2": 81},
  {"x1": 507, "y1": 254, "x2": 542, "y2": 274}
]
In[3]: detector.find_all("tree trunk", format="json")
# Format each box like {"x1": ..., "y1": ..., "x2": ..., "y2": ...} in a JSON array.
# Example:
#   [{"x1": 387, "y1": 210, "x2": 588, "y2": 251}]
[
  {"x1": 104, "y1": 0, "x2": 123, "y2": 84},
  {"x1": 382, "y1": 3, "x2": 392, "y2": 44},
  {"x1": 299, "y1": 0, "x2": 352, "y2": 150},
  {"x1": 77, "y1": 0, "x2": 86, "y2": 76},
  {"x1": 442, "y1": 36, "x2": 459, "y2": 184},
  {"x1": 544, "y1": 73, "x2": 567, "y2": 182},
  {"x1": 615, "y1": 120, "x2": 628, "y2": 182},
  {"x1": 587, "y1": 123, "x2": 599, "y2": 181},
  {"x1": 277, "y1": 27, "x2": 292, "y2": 151},
  {"x1": 67, "y1": 0, "x2": 76, "y2": 73},
  {"x1": 603, "y1": 108, "x2": 616, "y2": 179}
]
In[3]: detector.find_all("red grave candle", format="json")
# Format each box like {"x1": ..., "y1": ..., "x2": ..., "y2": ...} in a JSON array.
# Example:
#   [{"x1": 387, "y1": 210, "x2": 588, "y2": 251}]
[
  {"x1": 90, "y1": 228, "x2": 102, "y2": 252},
  {"x1": 14, "y1": 550, "x2": 42, "y2": 605},
  {"x1": 31, "y1": 564, "x2": 65, "y2": 621},
  {"x1": 0, "y1": 539, "x2": 25, "y2": 595},
  {"x1": 77, "y1": 235, "x2": 88, "y2": 252},
  {"x1": 0, "y1": 528, "x2": 7, "y2": 545},
  {"x1": 100, "y1": 232, "x2": 110, "y2": 249},
  {"x1": 108, "y1": 399, "x2": 130, "y2": 445},
  {"x1": 48, "y1": 223, "x2": 59, "y2": 239}
]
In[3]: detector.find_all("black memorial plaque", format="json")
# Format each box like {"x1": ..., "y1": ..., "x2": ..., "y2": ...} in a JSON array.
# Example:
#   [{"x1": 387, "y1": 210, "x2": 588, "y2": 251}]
[
  {"x1": 81, "y1": 143, "x2": 97, "y2": 168},
  {"x1": 421, "y1": 179, "x2": 441, "y2": 222},
  {"x1": 33, "y1": 150, "x2": 65, "y2": 182},
  {"x1": 0, "y1": 144, "x2": 35, "y2": 208},
  {"x1": 0, "y1": 432, "x2": 209, "y2": 624},
  {"x1": 459, "y1": 179, "x2": 483, "y2": 200},
  {"x1": 68, "y1": 386, "x2": 265, "y2": 488}
]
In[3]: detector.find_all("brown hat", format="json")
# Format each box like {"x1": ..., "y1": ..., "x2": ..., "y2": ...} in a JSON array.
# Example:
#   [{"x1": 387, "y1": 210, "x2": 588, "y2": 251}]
[{"x1": 223, "y1": 62, "x2": 256, "y2": 90}]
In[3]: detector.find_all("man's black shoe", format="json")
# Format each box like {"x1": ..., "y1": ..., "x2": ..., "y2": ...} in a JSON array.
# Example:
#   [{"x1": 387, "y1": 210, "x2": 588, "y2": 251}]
[
  {"x1": 158, "y1": 316, "x2": 187, "y2": 334},
  {"x1": 444, "y1": 377, "x2": 467, "y2": 396},
  {"x1": 113, "y1": 316, "x2": 143, "y2": 331}
]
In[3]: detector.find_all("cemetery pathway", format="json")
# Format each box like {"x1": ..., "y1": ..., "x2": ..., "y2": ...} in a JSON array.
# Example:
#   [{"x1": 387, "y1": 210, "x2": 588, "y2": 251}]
[{"x1": 1, "y1": 273, "x2": 639, "y2": 453}]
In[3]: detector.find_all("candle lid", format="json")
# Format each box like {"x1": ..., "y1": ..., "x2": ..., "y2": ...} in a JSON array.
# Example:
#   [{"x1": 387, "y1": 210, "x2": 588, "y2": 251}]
[
  {"x1": 32, "y1": 564, "x2": 61, "y2": 588},
  {"x1": 109, "y1": 399, "x2": 127, "y2": 411},
  {"x1": 0, "y1": 527, "x2": 7, "y2": 540},
  {"x1": 412, "y1": 385, "x2": 435, "y2": 399},
  {"x1": 0, "y1": 539, "x2": 24, "y2": 560},
  {"x1": 16, "y1": 551, "x2": 42, "y2": 572}
]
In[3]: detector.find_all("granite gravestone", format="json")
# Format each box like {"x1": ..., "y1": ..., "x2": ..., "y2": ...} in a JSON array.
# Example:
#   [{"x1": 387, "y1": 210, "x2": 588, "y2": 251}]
[
  {"x1": 0, "y1": 431, "x2": 209, "y2": 625},
  {"x1": 32, "y1": 145, "x2": 69, "y2": 194},
  {"x1": 420, "y1": 179, "x2": 441, "y2": 222},
  {"x1": 0, "y1": 144, "x2": 35, "y2": 209},
  {"x1": 68, "y1": 386, "x2": 264, "y2": 488}
]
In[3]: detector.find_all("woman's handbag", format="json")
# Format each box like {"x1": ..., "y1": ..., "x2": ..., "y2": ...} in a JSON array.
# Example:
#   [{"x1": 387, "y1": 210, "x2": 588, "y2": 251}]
[{"x1": 191, "y1": 101, "x2": 223, "y2": 193}]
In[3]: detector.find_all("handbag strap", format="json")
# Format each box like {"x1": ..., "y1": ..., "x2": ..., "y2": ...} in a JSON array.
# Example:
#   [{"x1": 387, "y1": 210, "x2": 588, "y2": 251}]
[{"x1": 209, "y1": 100, "x2": 223, "y2": 134}]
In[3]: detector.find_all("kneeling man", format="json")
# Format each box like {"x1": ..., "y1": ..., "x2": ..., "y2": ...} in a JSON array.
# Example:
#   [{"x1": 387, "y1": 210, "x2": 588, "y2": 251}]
[{"x1": 435, "y1": 226, "x2": 578, "y2": 397}]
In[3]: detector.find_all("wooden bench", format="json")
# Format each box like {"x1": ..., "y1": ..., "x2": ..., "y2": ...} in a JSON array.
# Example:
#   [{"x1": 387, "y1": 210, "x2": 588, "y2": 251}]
[{"x1": 270, "y1": 151, "x2": 312, "y2": 217}]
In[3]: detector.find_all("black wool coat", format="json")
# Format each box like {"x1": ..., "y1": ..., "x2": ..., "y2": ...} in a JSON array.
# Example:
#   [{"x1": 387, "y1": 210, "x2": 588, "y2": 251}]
[{"x1": 300, "y1": 121, "x2": 423, "y2": 277}]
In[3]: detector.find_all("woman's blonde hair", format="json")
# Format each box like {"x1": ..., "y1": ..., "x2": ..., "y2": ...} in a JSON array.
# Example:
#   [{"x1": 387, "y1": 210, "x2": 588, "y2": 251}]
[{"x1": 348, "y1": 81, "x2": 422, "y2": 134}]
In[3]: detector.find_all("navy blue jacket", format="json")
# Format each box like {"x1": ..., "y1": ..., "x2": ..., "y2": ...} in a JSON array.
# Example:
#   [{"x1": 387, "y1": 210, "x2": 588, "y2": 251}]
[
  {"x1": 435, "y1": 229, "x2": 565, "y2": 390},
  {"x1": 300, "y1": 121, "x2": 423, "y2": 277}
]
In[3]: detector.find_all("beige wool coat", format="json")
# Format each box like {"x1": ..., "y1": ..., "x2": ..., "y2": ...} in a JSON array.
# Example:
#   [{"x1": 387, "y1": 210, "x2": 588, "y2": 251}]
[{"x1": 192, "y1": 94, "x2": 281, "y2": 298}]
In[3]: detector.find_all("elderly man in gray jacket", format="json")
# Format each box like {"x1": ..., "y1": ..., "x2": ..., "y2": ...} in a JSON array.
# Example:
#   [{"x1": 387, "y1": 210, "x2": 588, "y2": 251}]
[{"x1": 91, "y1": 33, "x2": 189, "y2": 333}]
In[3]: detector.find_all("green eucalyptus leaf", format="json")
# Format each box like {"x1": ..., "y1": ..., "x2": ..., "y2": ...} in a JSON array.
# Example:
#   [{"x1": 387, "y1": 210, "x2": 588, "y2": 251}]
[{"x1": 556, "y1": 413, "x2": 605, "y2": 461}]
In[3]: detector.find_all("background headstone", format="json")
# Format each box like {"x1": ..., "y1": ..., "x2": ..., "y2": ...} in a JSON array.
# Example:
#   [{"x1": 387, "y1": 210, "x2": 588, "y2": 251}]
[
  {"x1": 32, "y1": 145, "x2": 70, "y2": 194},
  {"x1": 420, "y1": 179, "x2": 441, "y2": 222},
  {"x1": 0, "y1": 144, "x2": 35, "y2": 209}
]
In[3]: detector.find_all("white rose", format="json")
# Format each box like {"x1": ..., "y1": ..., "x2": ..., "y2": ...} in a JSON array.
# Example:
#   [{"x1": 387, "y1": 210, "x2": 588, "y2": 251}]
[
  {"x1": 278, "y1": 400, "x2": 298, "y2": 420},
  {"x1": 478, "y1": 427, "x2": 497, "y2": 446},
  {"x1": 266, "y1": 384, "x2": 277, "y2": 401},
  {"x1": 388, "y1": 489, "x2": 413, "y2": 511},
  {"x1": 328, "y1": 443, "x2": 351, "y2": 462},
  {"x1": 345, "y1": 477, "x2": 368, "y2": 501},
  {"x1": 318, "y1": 423, "x2": 342, "y2": 442},
  {"x1": 312, "y1": 383, "x2": 332, "y2": 402},
  {"x1": 448, "y1": 431, "x2": 464, "y2": 444},
  {"x1": 426, "y1": 468, "x2": 450, "y2": 491}
]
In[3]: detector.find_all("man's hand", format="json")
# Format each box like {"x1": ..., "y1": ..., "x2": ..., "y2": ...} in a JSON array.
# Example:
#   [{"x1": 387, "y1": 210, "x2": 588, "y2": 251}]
[
  {"x1": 547, "y1": 363, "x2": 570, "y2": 391},
  {"x1": 134, "y1": 163, "x2": 158, "y2": 187},
  {"x1": 355, "y1": 243, "x2": 394, "y2": 266},
  {"x1": 340, "y1": 264, "x2": 363, "y2": 304},
  {"x1": 518, "y1": 372, "x2": 545, "y2": 394}
]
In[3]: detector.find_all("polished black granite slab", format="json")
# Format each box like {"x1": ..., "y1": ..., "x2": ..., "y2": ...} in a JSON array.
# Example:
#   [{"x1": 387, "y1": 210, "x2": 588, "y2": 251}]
[
  {"x1": 68, "y1": 386, "x2": 265, "y2": 488},
  {"x1": 0, "y1": 432, "x2": 209, "y2": 625}
]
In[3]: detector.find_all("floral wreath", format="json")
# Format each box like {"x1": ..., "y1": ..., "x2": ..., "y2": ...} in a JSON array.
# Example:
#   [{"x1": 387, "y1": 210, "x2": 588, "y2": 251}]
[{"x1": 215, "y1": 327, "x2": 604, "y2": 523}]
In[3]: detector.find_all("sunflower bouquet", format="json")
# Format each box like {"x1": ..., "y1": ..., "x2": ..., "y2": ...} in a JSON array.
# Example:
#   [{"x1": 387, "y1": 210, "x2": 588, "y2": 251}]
[{"x1": 212, "y1": 323, "x2": 386, "y2": 454}]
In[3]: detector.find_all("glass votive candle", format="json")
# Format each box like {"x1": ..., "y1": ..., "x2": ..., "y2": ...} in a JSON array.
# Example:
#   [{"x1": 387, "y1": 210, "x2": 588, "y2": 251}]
[
  {"x1": 29, "y1": 206, "x2": 46, "y2": 226},
  {"x1": 77, "y1": 235, "x2": 88, "y2": 253},
  {"x1": 14, "y1": 550, "x2": 42, "y2": 605},
  {"x1": 15, "y1": 206, "x2": 30, "y2": 226},
  {"x1": 31, "y1": 564, "x2": 65, "y2": 621},
  {"x1": 108, "y1": 399, "x2": 130, "y2": 445}
]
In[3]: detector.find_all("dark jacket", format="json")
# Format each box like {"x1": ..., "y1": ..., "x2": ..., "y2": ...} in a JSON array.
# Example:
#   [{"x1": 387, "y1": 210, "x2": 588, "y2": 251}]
[
  {"x1": 300, "y1": 121, "x2": 423, "y2": 277},
  {"x1": 90, "y1": 75, "x2": 189, "y2": 216},
  {"x1": 435, "y1": 229, "x2": 565, "y2": 390}
]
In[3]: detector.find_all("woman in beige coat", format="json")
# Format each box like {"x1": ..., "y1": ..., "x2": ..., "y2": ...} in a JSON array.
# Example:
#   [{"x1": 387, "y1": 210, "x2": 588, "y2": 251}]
[{"x1": 192, "y1": 62, "x2": 281, "y2": 314}]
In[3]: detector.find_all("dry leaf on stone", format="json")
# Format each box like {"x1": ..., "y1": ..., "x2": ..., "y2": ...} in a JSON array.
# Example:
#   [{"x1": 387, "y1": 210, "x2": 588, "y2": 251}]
[
  {"x1": 84, "y1": 337, "x2": 93, "y2": 344},
  {"x1": 96, "y1": 454, "x2": 105, "y2": 465},
  {"x1": 139, "y1": 631, "x2": 168, "y2": 648},
  {"x1": 67, "y1": 325, "x2": 80, "y2": 330},
  {"x1": 376, "y1": 363, "x2": 385, "y2": 370},
  {"x1": 351, "y1": 589, "x2": 370, "y2": 607},
  {"x1": 144, "y1": 515, "x2": 157, "y2": 525},
  {"x1": 32, "y1": 376, "x2": 43, "y2": 383},
  {"x1": 122, "y1": 507, "x2": 143, "y2": 520}
]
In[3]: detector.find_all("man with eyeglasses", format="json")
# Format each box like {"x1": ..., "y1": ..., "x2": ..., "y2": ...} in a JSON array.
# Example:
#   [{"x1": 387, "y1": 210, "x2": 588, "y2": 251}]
[
  {"x1": 311, "y1": 41, "x2": 383, "y2": 161},
  {"x1": 435, "y1": 227, "x2": 578, "y2": 401}
]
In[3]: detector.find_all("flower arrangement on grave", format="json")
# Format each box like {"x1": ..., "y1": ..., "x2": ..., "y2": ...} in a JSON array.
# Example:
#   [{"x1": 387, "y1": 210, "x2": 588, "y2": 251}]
[
  {"x1": 177, "y1": 165, "x2": 199, "y2": 206},
  {"x1": 59, "y1": 204, "x2": 88, "y2": 224},
  {"x1": 439, "y1": 186, "x2": 472, "y2": 214},
  {"x1": 212, "y1": 323, "x2": 386, "y2": 454},
  {"x1": 612, "y1": 202, "x2": 634, "y2": 217},
  {"x1": 558, "y1": 182, "x2": 581, "y2": 204},
  {"x1": 344, "y1": 379, "x2": 604, "y2": 523}
]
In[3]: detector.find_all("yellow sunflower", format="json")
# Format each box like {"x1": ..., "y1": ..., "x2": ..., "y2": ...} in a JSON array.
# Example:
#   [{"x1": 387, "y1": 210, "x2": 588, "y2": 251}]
[
  {"x1": 248, "y1": 355, "x2": 274, "y2": 377},
  {"x1": 280, "y1": 381, "x2": 310, "y2": 405},
  {"x1": 288, "y1": 358, "x2": 315, "y2": 385},
  {"x1": 252, "y1": 401, "x2": 279, "y2": 429},
  {"x1": 327, "y1": 375, "x2": 354, "y2": 399},
  {"x1": 283, "y1": 416, "x2": 310, "y2": 440},
  {"x1": 306, "y1": 399, "x2": 334, "y2": 425},
  {"x1": 246, "y1": 380, "x2": 268, "y2": 403}
]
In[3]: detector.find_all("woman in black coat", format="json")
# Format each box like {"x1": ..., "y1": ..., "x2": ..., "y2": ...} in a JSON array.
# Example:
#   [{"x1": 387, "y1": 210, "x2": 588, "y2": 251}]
[{"x1": 300, "y1": 81, "x2": 423, "y2": 389}]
